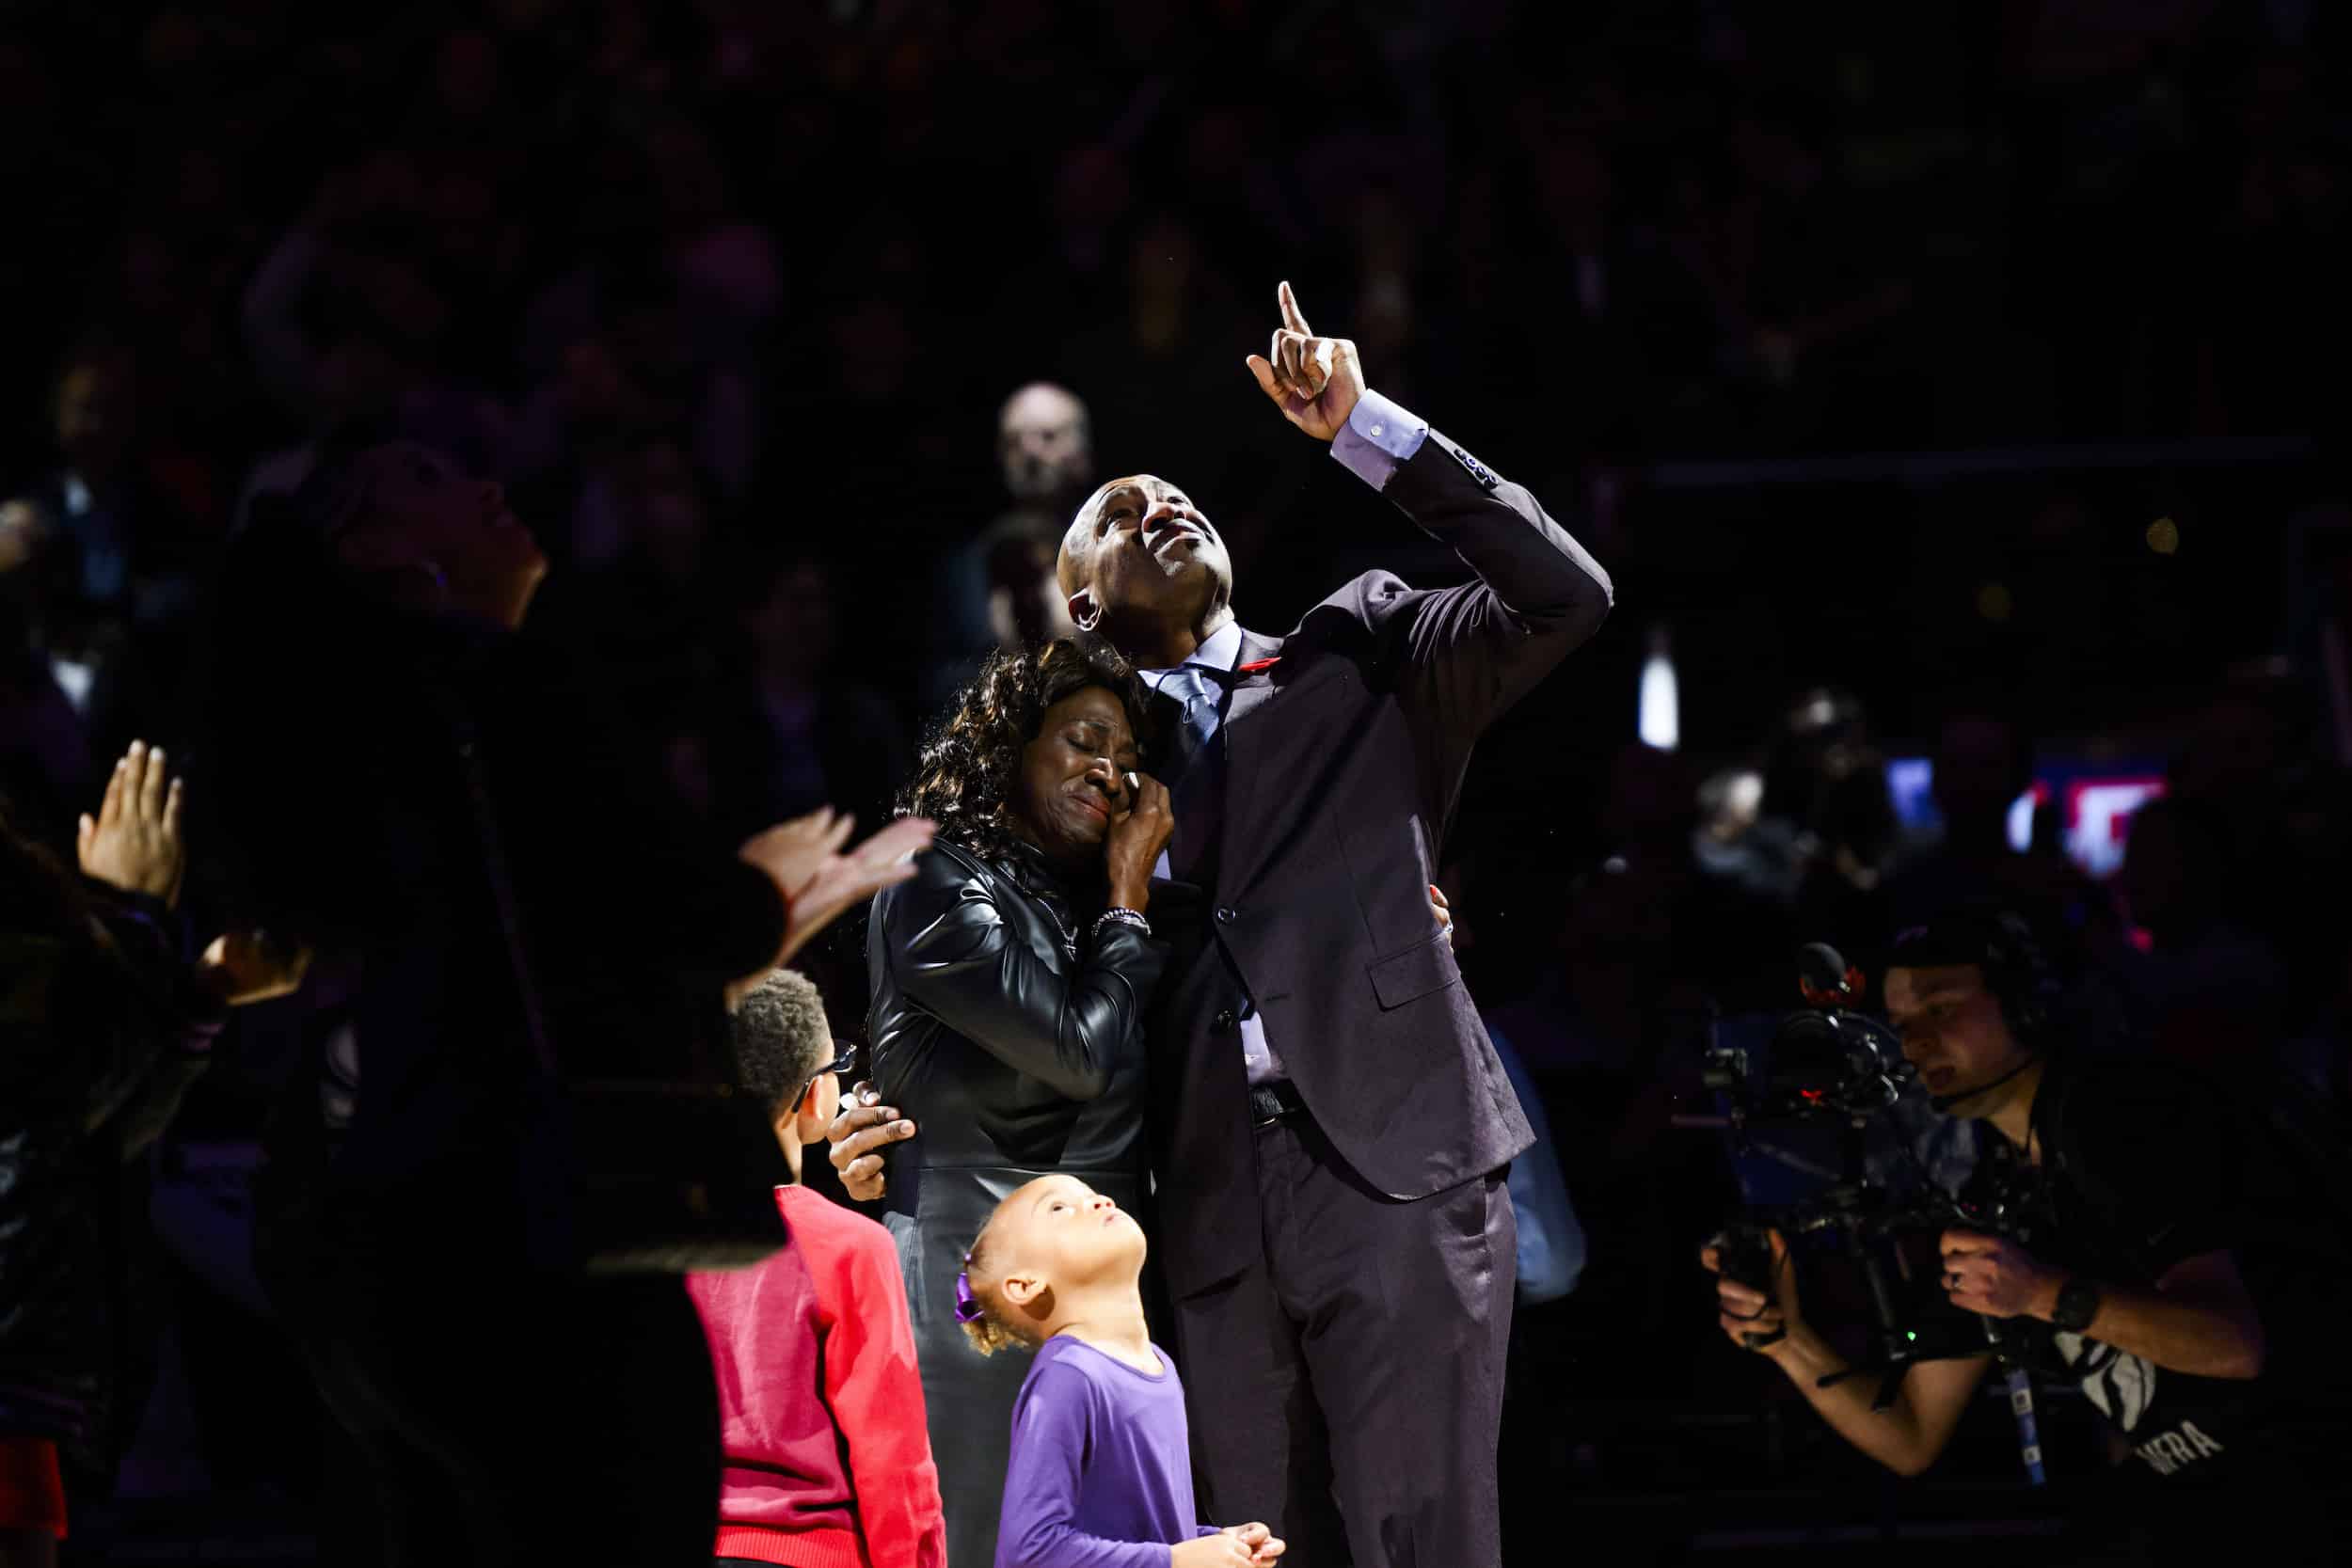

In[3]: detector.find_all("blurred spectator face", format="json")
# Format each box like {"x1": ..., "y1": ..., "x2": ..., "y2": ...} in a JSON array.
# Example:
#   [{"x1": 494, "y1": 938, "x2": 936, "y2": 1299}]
[
  {"x1": 1884, "y1": 963, "x2": 2026, "y2": 1105},
  {"x1": 55, "y1": 352, "x2": 135, "y2": 476},
  {"x1": 1697, "y1": 768, "x2": 1763, "y2": 844},
  {"x1": 998, "y1": 384, "x2": 1091, "y2": 502},
  {"x1": 0, "y1": 499, "x2": 50, "y2": 576},
  {"x1": 1765, "y1": 687, "x2": 1867, "y2": 818},
  {"x1": 1816, "y1": 744, "x2": 1899, "y2": 870},
  {"x1": 333, "y1": 443, "x2": 546, "y2": 626}
]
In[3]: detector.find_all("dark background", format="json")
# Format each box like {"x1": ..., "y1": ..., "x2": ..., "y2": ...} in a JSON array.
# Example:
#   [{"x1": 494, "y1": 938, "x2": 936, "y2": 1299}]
[{"x1": 4, "y1": 1, "x2": 2348, "y2": 1560}]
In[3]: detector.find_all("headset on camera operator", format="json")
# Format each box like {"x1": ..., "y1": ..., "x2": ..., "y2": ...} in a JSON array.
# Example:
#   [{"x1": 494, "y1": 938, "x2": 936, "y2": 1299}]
[{"x1": 1702, "y1": 908, "x2": 2351, "y2": 1552}]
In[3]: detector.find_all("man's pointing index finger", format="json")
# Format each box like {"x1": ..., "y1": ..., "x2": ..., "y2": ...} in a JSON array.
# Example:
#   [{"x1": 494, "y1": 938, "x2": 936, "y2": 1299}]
[{"x1": 1278, "y1": 278, "x2": 1311, "y2": 336}]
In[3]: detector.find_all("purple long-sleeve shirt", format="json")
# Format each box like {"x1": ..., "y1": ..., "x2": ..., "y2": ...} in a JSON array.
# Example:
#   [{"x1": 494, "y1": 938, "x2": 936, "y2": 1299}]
[{"x1": 995, "y1": 1337, "x2": 1219, "y2": 1568}]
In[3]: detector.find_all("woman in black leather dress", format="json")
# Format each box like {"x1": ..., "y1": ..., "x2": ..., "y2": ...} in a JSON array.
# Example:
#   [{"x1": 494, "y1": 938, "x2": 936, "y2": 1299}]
[{"x1": 865, "y1": 636, "x2": 1172, "y2": 1567}]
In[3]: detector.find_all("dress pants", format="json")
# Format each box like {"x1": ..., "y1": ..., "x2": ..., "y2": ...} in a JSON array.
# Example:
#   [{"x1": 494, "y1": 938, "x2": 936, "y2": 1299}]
[{"x1": 1171, "y1": 1109, "x2": 1515, "y2": 1568}]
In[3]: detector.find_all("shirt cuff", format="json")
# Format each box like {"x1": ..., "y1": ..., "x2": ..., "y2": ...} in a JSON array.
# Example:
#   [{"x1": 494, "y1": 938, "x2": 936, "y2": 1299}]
[{"x1": 1327, "y1": 389, "x2": 1428, "y2": 492}]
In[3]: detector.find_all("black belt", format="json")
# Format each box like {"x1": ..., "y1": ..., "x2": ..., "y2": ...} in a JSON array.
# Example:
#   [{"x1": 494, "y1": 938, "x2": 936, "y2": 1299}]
[{"x1": 1248, "y1": 1079, "x2": 1309, "y2": 1127}]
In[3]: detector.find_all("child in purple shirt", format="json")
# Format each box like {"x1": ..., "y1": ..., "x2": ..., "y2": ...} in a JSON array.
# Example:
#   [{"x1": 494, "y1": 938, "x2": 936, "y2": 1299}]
[{"x1": 957, "y1": 1175, "x2": 1283, "y2": 1568}]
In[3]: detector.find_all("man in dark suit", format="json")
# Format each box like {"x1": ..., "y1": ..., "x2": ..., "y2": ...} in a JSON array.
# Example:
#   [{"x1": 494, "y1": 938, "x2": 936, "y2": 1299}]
[{"x1": 1051, "y1": 282, "x2": 1614, "y2": 1566}]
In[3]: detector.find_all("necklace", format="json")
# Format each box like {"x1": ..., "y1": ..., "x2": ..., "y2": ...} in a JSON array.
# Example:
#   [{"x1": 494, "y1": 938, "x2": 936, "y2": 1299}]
[
  {"x1": 1038, "y1": 898, "x2": 1079, "y2": 961},
  {"x1": 997, "y1": 834, "x2": 1082, "y2": 959}
]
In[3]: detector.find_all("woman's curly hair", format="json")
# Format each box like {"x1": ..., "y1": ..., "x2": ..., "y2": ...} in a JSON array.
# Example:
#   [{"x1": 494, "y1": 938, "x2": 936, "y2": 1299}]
[{"x1": 898, "y1": 635, "x2": 1154, "y2": 863}]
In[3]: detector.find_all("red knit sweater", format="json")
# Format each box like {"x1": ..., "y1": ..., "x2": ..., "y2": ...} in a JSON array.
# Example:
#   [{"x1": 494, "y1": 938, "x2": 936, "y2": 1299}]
[{"x1": 689, "y1": 1186, "x2": 946, "y2": 1568}]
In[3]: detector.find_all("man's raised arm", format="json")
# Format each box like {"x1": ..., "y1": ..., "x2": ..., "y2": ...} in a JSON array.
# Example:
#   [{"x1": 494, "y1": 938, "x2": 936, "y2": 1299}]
[{"x1": 1245, "y1": 280, "x2": 1613, "y2": 742}]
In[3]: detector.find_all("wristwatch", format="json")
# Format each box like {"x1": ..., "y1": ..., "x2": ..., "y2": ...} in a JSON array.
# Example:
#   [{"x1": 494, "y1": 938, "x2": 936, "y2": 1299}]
[{"x1": 2050, "y1": 1276, "x2": 2102, "y2": 1333}]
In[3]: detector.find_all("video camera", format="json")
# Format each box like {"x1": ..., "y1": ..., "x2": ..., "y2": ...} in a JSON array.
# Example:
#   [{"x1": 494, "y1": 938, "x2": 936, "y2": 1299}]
[
  {"x1": 1702, "y1": 942, "x2": 1912, "y2": 1123},
  {"x1": 1702, "y1": 942, "x2": 2047, "y2": 1465}
]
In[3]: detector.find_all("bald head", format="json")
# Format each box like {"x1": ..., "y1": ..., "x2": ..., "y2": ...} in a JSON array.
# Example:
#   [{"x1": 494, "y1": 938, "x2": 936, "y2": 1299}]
[
  {"x1": 1055, "y1": 473, "x2": 1235, "y2": 668},
  {"x1": 999, "y1": 382, "x2": 1091, "y2": 501}
]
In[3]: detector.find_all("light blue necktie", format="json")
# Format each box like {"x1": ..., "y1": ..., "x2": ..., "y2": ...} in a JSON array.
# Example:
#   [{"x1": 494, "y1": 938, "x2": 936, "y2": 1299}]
[
  {"x1": 1162, "y1": 665, "x2": 1224, "y2": 773},
  {"x1": 1157, "y1": 664, "x2": 1228, "y2": 881}
]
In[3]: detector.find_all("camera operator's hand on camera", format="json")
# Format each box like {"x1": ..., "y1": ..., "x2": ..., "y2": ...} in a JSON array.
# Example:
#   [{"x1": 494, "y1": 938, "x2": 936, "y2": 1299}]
[
  {"x1": 1940, "y1": 1229, "x2": 2062, "y2": 1321},
  {"x1": 1701, "y1": 1229, "x2": 1806, "y2": 1359}
]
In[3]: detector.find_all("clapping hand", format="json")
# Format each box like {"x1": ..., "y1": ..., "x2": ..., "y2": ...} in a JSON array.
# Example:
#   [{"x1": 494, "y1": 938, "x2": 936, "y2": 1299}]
[
  {"x1": 1244, "y1": 281, "x2": 1364, "y2": 442},
  {"x1": 77, "y1": 740, "x2": 186, "y2": 908},
  {"x1": 739, "y1": 808, "x2": 937, "y2": 971},
  {"x1": 197, "y1": 932, "x2": 314, "y2": 1006}
]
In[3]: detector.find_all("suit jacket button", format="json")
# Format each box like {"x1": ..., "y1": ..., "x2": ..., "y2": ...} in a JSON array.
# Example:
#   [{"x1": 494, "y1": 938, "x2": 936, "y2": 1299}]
[
  {"x1": 1216, "y1": 906, "x2": 1236, "y2": 924},
  {"x1": 1215, "y1": 1008, "x2": 1237, "y2": 1032}
]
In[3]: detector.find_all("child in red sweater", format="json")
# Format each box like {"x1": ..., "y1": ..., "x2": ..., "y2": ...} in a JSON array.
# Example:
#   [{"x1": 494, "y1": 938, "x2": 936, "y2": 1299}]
[{"x1": 690, "y1": 970, "x2": 946, "y2": 1568}]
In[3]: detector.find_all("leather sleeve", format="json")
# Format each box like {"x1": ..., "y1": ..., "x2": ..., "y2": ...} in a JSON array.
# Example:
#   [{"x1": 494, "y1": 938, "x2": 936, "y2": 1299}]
[{"x1": 877, "y1": 854, "x2": 1166, "y2": 1102}]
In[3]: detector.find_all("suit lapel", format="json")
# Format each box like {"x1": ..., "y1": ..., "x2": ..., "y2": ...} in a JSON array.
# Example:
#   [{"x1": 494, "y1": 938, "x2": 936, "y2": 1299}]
[{"x1": 1215, "y1": 629, "x2": 1287, "y2": 890}]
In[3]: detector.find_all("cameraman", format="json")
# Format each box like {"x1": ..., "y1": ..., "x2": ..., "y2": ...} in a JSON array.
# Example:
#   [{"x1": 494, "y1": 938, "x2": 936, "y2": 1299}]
[{"x1": 1701, "y1": 910, "x2": 2348, "y2": 1560}]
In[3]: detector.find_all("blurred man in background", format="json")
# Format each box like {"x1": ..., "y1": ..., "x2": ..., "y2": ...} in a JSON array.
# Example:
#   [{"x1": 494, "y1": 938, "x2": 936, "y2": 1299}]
[{"x1": 926, "y1": 383, "x2": 1091, "y2": 704}]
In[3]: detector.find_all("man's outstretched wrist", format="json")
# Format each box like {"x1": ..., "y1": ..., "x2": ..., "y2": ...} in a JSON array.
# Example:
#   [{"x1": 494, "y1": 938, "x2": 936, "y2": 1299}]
[{"x1": 1328, "y1": 389, "x2": 1428, "y2": 491}]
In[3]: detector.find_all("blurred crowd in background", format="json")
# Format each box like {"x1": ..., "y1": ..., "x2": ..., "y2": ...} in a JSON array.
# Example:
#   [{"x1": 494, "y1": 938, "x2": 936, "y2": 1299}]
[{"x1": 3, "y1": 0, "x2": 2350, "y2": 1556}]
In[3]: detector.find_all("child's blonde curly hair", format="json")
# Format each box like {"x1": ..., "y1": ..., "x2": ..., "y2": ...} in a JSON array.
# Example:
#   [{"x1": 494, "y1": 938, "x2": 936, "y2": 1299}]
[{"x1": 955, "y1": 1223, "x2": 1043, "y2": 1357}]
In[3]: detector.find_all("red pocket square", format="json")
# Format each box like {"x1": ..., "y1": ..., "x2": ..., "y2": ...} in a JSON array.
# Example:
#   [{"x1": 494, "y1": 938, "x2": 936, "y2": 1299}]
[{"x1": 1238, "y1": 656, "x2": 1281, "y2": 673}]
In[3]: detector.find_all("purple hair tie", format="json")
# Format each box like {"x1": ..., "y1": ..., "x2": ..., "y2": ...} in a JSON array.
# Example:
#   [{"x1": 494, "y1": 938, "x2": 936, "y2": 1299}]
[{"x1": 954, "y1": 1254, "x2": 984, "y2": 1323}]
